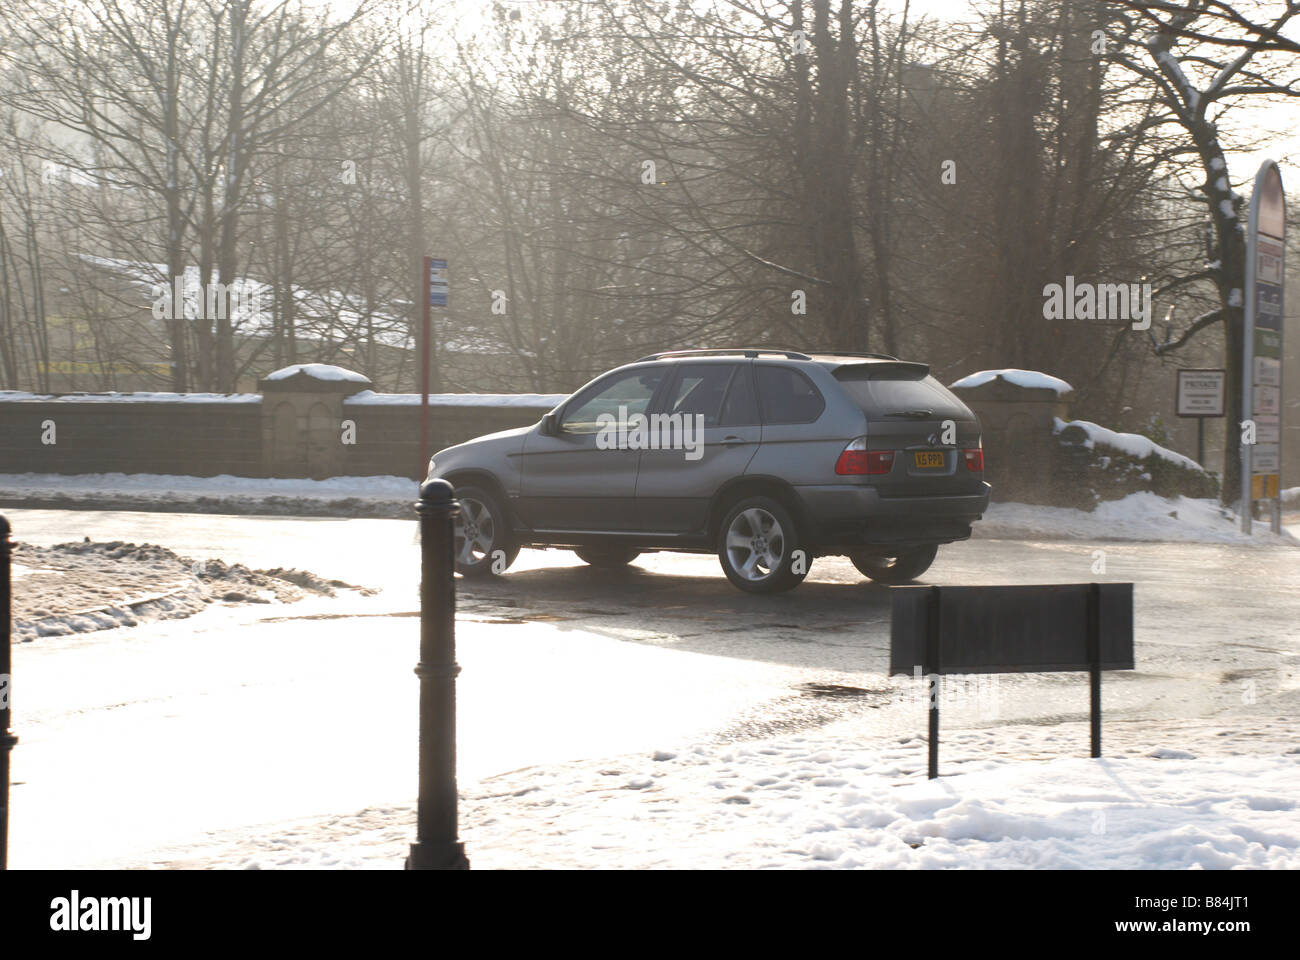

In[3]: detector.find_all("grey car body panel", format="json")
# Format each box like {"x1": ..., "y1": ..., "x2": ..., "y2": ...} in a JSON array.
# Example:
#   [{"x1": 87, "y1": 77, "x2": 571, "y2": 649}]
[{"x1": 427, "y1": 353, "x2": 991, "y2": 553}]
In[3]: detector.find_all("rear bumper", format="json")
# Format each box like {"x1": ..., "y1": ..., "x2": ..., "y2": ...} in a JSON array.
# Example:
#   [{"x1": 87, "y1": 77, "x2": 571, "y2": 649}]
[{"x1": 797, "y1": 481, "x2": 991, "y2": 548}]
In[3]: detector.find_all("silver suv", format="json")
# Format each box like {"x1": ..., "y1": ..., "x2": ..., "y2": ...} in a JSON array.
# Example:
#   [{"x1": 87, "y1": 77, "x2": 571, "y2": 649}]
[{"x1": 426, "y1": 349, "x2": 990, "y2": 593}]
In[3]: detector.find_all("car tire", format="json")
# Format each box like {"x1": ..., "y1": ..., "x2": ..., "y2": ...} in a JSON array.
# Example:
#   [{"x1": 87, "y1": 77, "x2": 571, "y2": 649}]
[
  {"x1": 452, "y1": 485, "x2": 519, "y2": 577},
  {"x1": 573, "y1": 547, "x2": 642, "y2": 567},
  {"x1": 717, "y1": 496, "x2": 808, "y2": 594},
  {"x1": 850, "y1": 544, "x2": 938, "y2": 584}
]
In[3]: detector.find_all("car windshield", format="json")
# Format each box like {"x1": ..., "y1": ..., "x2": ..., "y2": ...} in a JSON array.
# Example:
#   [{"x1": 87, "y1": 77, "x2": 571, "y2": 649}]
[{"x1": 560, "y1": 369, "x2": 665, "y2": 434}]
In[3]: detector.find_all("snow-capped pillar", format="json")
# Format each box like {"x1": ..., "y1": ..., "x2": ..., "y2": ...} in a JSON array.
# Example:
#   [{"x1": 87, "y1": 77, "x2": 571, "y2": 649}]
[
  {"x1": 949, "y1": 373, "x2": 1074, "y2": 504},
  {"x1": 257, "y1": 364, "x2": 373, "y2": 479}
]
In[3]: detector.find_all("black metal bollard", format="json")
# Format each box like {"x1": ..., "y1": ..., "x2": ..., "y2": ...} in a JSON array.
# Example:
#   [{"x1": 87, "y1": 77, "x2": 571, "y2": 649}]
[
  {"x1": 406, "y1": 480, "x2": 469, "y2": 870},
  {"x1": 0, "y1": 516, "x2": 16, "y2": 869}
]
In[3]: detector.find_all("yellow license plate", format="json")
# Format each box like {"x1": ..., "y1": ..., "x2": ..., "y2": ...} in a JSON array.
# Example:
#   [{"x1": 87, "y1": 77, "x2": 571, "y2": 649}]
[{"x1": 914, "y1": 451, "x2": 945, "y2": 469}]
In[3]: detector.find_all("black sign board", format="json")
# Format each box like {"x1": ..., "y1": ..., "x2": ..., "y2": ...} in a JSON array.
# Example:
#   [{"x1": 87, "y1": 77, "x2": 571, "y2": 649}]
[
  {"x1": 890, "y1": 583, "x2": 1134, "y2": 675},
  {"x1": 890, "y1": 583, "x2": 1135, "y2": 778}
]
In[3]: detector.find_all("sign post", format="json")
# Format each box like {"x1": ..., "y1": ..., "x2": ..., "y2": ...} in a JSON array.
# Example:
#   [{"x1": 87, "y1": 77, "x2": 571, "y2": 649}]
[
  {"x1": 1175, "y1": 368, "x2": 1225, "y2": 467},
  {"x1": 420, "y1": 257, "x2": 449, "y2": 479},
  {"x1": 1241, "y1": 161, "x2": 1286, "y2": 534},
  {"x1": 891, "y1": 583, "x2": 1135, "y2": 779}
]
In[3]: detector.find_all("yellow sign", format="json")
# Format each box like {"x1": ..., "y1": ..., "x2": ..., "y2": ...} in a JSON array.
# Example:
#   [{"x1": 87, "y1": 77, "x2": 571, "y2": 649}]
[{"x1": 1251, "y1": 474, "x2": 1279, "y2": 499}]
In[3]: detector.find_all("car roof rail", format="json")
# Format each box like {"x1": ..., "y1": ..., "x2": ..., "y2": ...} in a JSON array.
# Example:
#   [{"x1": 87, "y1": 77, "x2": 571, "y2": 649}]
[
  {"x1": 812, "y1": 351, "x2": 901, "y2": 361},
  {"x1": 634, "y1": 347, "x2": 813, "y2": 362}
]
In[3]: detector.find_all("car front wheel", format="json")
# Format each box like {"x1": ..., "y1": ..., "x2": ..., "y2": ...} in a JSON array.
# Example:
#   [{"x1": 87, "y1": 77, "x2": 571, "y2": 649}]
[
  {"x1": 717, "y1": 496, "x2": 807, "y2": 594},
  {"x1": 452, "y1": 485, "x2": 519, "y2": 577},
  {"x1": 850, "y1": 544, "x2": 938, "y2": 584}
]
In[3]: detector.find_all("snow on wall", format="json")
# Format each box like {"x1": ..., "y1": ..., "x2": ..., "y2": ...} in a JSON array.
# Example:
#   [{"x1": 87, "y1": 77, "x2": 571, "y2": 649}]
[
  {"x1": 264, "y1": 363, "x2": 370, "y2": 383},
  {"x1": 0, "y1": 390, "x2": 260, "y2": 404},
  {"x1": 345, "y1": 390, "x2": 564, "y2": 408},
  {"x1": 1054, "y1": 417, "x2": 1204, "y2": 472},
  {"x1": 949, "y1": 369, "x2": 1074, "y2": 396}
]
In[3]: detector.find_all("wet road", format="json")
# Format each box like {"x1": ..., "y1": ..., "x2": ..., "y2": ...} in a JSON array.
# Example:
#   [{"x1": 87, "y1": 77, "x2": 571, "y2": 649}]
[
  {"x1": 5, "y1": 508, "x2": 1300, "y2": 866},
  {"x1": 11, "y1": 507, "x2": 1300, "y2": 730}
]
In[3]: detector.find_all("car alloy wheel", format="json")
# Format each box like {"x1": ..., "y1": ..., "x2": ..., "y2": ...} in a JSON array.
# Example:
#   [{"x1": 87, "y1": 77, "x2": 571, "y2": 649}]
[
  {"x1": 451, "y1": 485, "x2": 519, "y2": 577},
  {"x1": 717, "y1": 496, "x2": 807, "y2": 594},
  {"x1": 726, "y1": 507, "x2": 785, "y2": 582}
]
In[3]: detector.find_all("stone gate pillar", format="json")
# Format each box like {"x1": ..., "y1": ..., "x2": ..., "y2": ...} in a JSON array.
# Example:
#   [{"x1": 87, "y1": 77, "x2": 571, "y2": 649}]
[
  {"x1": 948, "y1": 371, "x2": 1073, "y2": 504},
  {"x1": 259, "y1": 364, "x2": 373, "y2": 479}
]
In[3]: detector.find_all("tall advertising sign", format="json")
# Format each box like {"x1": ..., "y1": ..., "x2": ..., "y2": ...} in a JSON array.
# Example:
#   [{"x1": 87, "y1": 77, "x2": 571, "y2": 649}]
[{"x1": 1241, "y1": 161, "x2": 1286, "y2": 534}]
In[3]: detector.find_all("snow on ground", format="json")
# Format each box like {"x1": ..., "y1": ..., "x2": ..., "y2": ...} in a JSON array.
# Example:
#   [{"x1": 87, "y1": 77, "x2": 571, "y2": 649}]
[
  {"x1": 6, "y1": 511, "x2": 1298, "y2": 870},
  {"x1": 949, "y1": 369, "x2": 1074, "y2": 395},
  {"x1": 142, "y1": 732, "x2": 1300, "y2": 870},
  {"x1": 1054, "y1": 417, "x2": 1205, "y2": 472},
  {"x1": 10, "y1": 539, "x2": 374, "y2": 640},
  {"x1": 977, "y1": 493, "x2": 1297, "y2": 544},
  {"x1": 0, "y1": 472, "x2": 417, "y2": 517}
]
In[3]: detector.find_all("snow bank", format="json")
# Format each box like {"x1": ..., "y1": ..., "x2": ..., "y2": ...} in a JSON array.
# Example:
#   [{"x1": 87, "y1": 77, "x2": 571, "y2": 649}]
[
  {"x1": 170, "y1": 739, "x2": 1300, "y2": 870},
  {"x1": 1055, "y1": 417, "x2": 1203, "y2": 472},
  {"x1": 345, "y1": 390, "x2": 564, "y2": 407},
  {"x1": 264, "y1": 363, "x2": 370, "y2": 383},
  {"x1": 949, "y1": 369, "x2": 1074, "y2": 395},
  {"x1": 0, "y1": 472, "x2": 418, "y2": 518},
  {"x1": 0, "y1": 472, "x2": 414, "y2": 499},
  {"x1": 977, "y1": 492, "x2": 1296, "y2": 544},
  {"x1": 10, "y1": 539, "x2": 373, "y2": 641}
]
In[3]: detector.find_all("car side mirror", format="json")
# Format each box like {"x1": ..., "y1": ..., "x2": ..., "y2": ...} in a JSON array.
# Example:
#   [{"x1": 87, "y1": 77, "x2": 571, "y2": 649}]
[{"x1": 541, "y1": 412, "x2": 558, "y2": 436}]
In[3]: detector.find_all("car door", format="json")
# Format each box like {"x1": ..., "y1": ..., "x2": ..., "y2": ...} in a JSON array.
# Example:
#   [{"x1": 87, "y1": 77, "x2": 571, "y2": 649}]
[
  {"x1": 517, "y1": 365, "x2": 668, "y2": 532},
  {"x1": 635, "y1": 361, "x2": 761, "y2": 533}
]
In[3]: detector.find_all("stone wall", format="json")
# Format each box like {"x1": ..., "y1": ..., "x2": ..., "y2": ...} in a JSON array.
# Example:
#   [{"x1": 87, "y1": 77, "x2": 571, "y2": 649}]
[
  {"x1": 4, "y1": 364, "x2": 1228, "y2": 501},
  {"x1": 0, "y1": 365, "x2": 563, "y2": 480},
  {"x1": 0, "y1": 394, "x2": 263, "y2": 477}
]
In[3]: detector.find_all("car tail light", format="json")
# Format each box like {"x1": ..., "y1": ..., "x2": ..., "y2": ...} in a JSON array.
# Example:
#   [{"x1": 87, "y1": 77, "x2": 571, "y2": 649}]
[
  {"x1": 963, "y1": 443, "x2": 984, "y2": 472},
  {"x1": 836, "y1": 438, "x2": 894, "y2": 475}
]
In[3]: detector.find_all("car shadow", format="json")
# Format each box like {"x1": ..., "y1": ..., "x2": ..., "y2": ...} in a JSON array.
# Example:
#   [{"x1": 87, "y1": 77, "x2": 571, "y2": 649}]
[{"x1": 457, "y1": 560, "x2": 899, "y2": 673}]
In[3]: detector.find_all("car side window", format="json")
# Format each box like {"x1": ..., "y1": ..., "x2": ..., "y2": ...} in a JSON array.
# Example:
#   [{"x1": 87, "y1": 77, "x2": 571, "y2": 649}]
[
  {"x1": 755, "y1": 365, "x2": 825, "y2": 424},
  {"x1": 719, "y1": 363, "x2": 759, "y2": 426},
  {"x1": 667, "y1": 364, "x2": 734, "y2": 428},
  {"x1": 559, "y1": 368, "x2": 665, "y2": 435}
]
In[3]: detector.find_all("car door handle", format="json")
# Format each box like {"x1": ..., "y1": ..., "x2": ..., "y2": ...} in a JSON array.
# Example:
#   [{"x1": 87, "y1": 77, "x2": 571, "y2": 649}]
[{"x1": 720, "y1": 436, "x2": 747, "y2": 445}]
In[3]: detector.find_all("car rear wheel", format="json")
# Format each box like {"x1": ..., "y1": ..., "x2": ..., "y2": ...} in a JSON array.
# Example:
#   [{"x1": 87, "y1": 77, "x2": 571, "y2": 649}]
[
  {"x1": 452, "y1": 485, "x2": 519, "y2": 577},
  {"x1": 717, "y1": 496, "x2": 807, "y2": 594},
  {"x1": 574, "y1": 546, "x2": 641, "y2": 567},
  {"x1": 850, "y1": 544, "x2": 938, "y2": 584}
]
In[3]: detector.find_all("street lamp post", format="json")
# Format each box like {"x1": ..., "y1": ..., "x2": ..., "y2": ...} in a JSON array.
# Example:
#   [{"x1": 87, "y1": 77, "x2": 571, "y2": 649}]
[{"x1": 406, "y1": 480, "x2": 469, "y2": 870}]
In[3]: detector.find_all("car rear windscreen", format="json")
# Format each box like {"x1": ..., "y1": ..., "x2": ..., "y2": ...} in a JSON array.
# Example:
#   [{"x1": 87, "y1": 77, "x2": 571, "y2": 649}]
[{"x1": 834, "y1": 365, "x2": 974, "y2": 420}]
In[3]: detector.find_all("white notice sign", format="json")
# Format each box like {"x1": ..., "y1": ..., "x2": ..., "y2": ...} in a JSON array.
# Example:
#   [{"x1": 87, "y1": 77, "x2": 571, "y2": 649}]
[{"x1": 1176, "y1": 369, "x2": 1226, "y2": 417}]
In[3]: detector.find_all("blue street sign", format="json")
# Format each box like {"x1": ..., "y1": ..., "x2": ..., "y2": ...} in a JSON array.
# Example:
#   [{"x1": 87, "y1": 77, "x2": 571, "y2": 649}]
[{"x1": 429, "y1": 258, "x2": 448, "y2": 308}]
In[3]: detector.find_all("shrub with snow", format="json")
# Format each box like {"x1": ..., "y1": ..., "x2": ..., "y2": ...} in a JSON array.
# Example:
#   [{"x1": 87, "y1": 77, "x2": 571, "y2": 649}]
[{"x1": 1052, "y1": 418, "x2": 1218, "y2": 509}]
